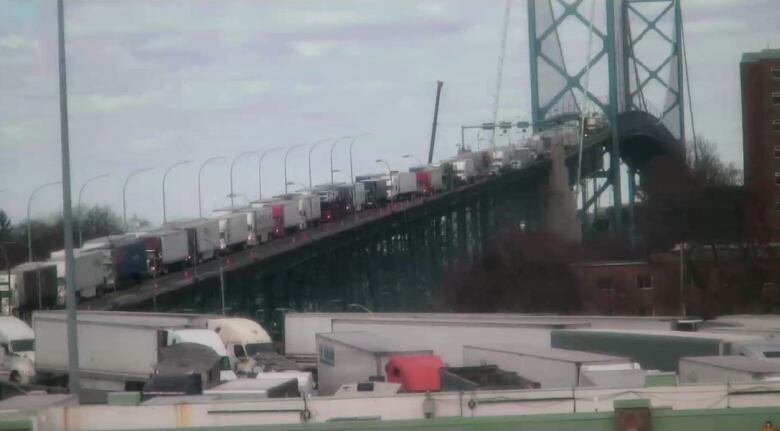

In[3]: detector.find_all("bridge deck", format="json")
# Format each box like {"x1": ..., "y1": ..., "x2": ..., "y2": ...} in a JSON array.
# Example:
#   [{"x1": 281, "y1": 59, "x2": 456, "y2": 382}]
[{"x1": 79, "y1": 128, "x2": 614, "y2": 311}]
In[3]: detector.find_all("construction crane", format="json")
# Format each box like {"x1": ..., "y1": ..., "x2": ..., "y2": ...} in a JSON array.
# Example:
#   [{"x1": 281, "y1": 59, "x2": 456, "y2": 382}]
[{"x1": 490, "y1": 0, "x2": 512, "y2": 149}]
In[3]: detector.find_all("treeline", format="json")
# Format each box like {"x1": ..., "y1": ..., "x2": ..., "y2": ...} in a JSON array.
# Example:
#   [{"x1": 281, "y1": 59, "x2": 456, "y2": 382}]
[{"x1": 0, "y1": 206, "x2": 148, "y2": 269}]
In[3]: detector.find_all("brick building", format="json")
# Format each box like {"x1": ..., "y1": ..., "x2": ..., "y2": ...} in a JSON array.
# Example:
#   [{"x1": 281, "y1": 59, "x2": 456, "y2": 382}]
[
  {"x1": 741, "y1": 49, "x2": 780, "y2": 242},
  {"x1": 572, "y1": 246, "x2": 780, "y2": 317}
]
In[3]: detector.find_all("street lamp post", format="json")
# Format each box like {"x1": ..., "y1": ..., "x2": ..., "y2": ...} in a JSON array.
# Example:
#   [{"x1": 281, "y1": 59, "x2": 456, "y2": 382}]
[
  {"x1": 123, "y1": 167, "x2": 153, "y2": 228},
  {"x1": 348, "y1": 133, "x2": 370, "y2": 184},
  {"x1": 402, "y1": 154, "x2": 424, "y2": 168},
  {"x1": 375, "y1": 159, "x2": 391, "y2": 175},
  {"x1": 76, "y1": 174, "x2": 109, "y2": 247},
  {"x1": 258, "y1": 147, "x2": 283, "y2": 201},
  {"x1": 198, "y1": 156, "x2": 226, "y2": 218},
  {"x1": 162, "y1": 160, "x2": 192, "y2": 223},
  {"x1": 283, "y1": 143, "x2": 308, "y2": 194},
  {"x1": 229, "y1": 151, "x2": 258, "y2": 210},
  {"x1": 27, "y1": 181, "x2": 61, "y2": 262},
  {"x1": 329, "y1": 136, "x2": 352, "y2": 184},
  {"x1": 307, "y1": 139, "x2": 331, "y2": 189}
]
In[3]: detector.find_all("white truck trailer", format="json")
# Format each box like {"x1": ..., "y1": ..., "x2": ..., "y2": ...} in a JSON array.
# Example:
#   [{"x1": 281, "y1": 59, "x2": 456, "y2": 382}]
[
  {"x1": 47, "y1": 249, "x2": 105, "y2": 298},
  {"x1": 679, "y1": 356, "x2": 780, "y2": 384},
  {"x1": 388, "y1": 172, "x2": 417, "y2": 200},
  {"x1": 164, "y1": 218, "x2": 219, "y2": 262},
  {"x1": 298, "y1": 194, "x2": 321, "y2": 227},
  {"x1": 218, "y1": 213, "x2": 250, "y2": 251},
  {"x1": 283, "y1": 313, "x2": 587, "y2": 367},
  {"x1": 463, "y1": 344, "x2": 644, "y2": 389},
  {"x1": 32, "y1": 311, "x2": 246, "y2": 396},
  {"x1": 138, "y1": 229, "x2": 189, "y2": 275},
  {"x1": 453, "y1": 158, "x2": 475, "y2": 183},
  {"x1": 316, "y1": 331, "x2": 432, "y2": 395}
]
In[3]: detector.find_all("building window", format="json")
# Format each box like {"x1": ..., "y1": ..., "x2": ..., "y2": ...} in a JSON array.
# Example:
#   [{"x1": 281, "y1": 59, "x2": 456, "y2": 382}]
[
  {"x1": 597, "y1": 276, "x2": 614, "y2": 291},
  {"x1": 776, "y1": 201, "x2": 780, "y2": 212},
  {"x1": 773, "y1": 67, "x2": 780, "y2": 79},
  {"x1": 638, "y1": 306, "x2": 653, "y2": 316},
  {"x1": 774, "y1": 93, "x2": 780, "y2": 106},
  {"x1": 637, "y1": 274, "x2": 653, "y2": 289},
  {"x1": 776, "y1": 172, "x2": 780, "y2": 185},
  {"x1": 774, "y1": 120, "x2": 780, "y2": 131},
  {"x1": 775, "y1": 146, "x2": 780, "y2": 158}
]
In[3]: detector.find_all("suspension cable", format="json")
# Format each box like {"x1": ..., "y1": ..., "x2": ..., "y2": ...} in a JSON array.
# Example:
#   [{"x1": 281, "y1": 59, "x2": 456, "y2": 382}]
[
  {"x1": 679, "y1": 0, "x2": 698, "y2": 165},
  {"x1": 574, "y1": 0, "x2": 598, "y2": 197}
]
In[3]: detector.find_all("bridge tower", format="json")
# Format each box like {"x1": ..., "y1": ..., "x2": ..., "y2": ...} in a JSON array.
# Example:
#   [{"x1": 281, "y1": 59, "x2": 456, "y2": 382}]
[{"x1": 527, "y1": 0, "x2": 684, "y2": 232}]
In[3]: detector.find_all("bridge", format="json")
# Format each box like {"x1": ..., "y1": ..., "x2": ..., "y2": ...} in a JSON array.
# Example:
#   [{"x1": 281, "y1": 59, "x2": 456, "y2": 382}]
[{"x1": 79, "y1": 0, "x2": 687, "y2": 324}]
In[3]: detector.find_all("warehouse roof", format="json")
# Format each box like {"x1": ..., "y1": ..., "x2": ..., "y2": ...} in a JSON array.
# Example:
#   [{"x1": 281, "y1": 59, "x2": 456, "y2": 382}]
[
  {"x1": 465, "y1": 343, "x2": 631, "y2": 364},
  {"x1": 682, "y1": 356, "x2": 780, "y2": 374},
  {"x1": 317, "y1": 331, "x2": 432, "y2": 355},
  {"x1": 555, "y1": 329, "x2": 762, "y2": 342}
]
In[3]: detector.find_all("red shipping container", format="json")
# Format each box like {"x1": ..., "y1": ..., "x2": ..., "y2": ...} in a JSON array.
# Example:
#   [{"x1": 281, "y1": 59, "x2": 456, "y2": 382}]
[{"x1": 385, "y1": 355, "x2": 444, "y2": 392}]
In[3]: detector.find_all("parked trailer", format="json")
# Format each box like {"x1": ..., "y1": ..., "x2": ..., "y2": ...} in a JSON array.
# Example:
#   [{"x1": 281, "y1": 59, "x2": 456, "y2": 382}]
[
  {"x1": 0, "y1": 262, "x2": 58, "y2": 315},
  {"x1": 679, "y1": 356, "x2": 780, "y2": 384},
  {"x1": 414, "y1": 168, "x2": 443, "y2": 194},
  {"x1": 47, "y1": 249, "x2": 105, "y2": 299},
  {"x1": 271, "y1": 200, "x2": 303, "y2": 235},
  {"x1": 164, "y1": 218, "x2": 219, "y2": 262},
  {"x1": 330, "y1": 318, "x2": 587, "y2": 366},
  {"x1": 32, "y1": 311, "x2": 242, "y2": 399},
  {"x1": 138, "y1": 229, "x2": 189, "y2": 275},
  {"x1": 252, "y1": 207, "x2": 274, "y2": 243},
  {"x1": 388, "y1": 172, "x2": 417, "y2": 200},
  {"x1": 82, "y1": 235, "x2": 147, "y2": 288},
  {"x1": 551, "y1": 329, "x2": 763, "y2": 372},
  {"x1": 283, "y1": 313, "x2": 681, "y2": 367},
  {"x1": 218, "y1": 213, "x2": 250, "y2": 251},
  {"x1": 352, "y1": 183, "x2": 366, "y2": 211},
  {"x1": 316, "y1": 331, "x2": 432, "y2": 395},
  {"x1": 463, "y1": 344, "x2": 644, "y2": 389}
]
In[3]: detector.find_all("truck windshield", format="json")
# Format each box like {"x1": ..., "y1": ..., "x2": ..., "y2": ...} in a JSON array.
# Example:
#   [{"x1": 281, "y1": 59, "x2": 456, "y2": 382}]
[
  {"x1": 245, "y1": 343, "x2": 274, "y2": 356},
  {"x1": 10, "y1": 339, "x2": 34, "y2": 352},
  {"x1": 220, "y1": 356, "x2": 232, "y2": 371}
]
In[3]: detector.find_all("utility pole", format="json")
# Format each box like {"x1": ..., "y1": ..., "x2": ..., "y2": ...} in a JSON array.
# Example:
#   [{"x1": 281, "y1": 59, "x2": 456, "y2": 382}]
[
  {"x1": 56, "y1": 0, "x2": 80, "y2": 398},
  {"x1": 428, "y1": 81, "x2": 443, "y2": 165}
]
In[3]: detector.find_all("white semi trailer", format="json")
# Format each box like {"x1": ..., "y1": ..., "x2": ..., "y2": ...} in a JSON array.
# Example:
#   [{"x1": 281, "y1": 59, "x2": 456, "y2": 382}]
[
  {"x1": 218, "y1": 213, "x2": 250, "y2": 251},
  {"x1": 47, "y1": 249, "x2": 105, "y2": 298}
]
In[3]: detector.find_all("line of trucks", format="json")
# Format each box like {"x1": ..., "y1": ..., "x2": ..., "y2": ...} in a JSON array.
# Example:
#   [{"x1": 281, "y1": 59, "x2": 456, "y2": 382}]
[
  {"x1": 0, "y1": 311, "x2": 316, "y2": 402},
  {"x1": 2, "y1": 144, "x2": 536, "y2": 307}
]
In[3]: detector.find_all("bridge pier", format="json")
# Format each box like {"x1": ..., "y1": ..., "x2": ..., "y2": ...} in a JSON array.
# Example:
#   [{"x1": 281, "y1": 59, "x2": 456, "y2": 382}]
[{"x1": 542, "y1": 138, "x2": 582, "y2": 243}]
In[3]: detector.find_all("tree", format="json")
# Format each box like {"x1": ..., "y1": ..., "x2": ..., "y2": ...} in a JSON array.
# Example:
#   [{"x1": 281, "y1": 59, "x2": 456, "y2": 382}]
[
  {"x1": 76, "y1": 205, "x2": 123, "y2": 243},
  {"x1": 0, "y1": 210, "x2": 11, "y2": 241},
  {"x1": 436, "y1": 231, "x2": 584, "y2": 313},
  {"x1": 688, "y1": 136, "x2": 742, "y2": 187}
]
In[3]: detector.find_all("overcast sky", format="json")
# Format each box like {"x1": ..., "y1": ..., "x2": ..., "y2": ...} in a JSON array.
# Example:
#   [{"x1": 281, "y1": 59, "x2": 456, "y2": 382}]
[{"x1": 0, "y1": 0, "x2": 777, "y2": 225}]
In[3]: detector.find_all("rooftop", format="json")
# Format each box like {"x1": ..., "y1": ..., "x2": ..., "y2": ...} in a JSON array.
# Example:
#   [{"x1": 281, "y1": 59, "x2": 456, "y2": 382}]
[
  {"x1": 681, "y1": 356, "x2": 780, "y2": 374},
  {"x1": 317, "y1": 331, "x2": 432, "y2": 355},
  {"x1": 742, "y1": 49, "x2": 780, "y2": 63},
  {"x1": 464, "y1": 343, "x2": 632, "y2": 364}
]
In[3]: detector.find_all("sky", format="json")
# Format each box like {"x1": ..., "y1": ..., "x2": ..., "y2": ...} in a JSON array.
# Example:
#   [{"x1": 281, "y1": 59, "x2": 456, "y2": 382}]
[{"x1": 0, "y1": 0, "x2": 777, "y2": 226}]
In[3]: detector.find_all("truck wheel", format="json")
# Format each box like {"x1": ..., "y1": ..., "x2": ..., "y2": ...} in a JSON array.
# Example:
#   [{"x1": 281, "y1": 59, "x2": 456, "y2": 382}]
[{"x1": 9, "y1": 371, "x2": 21, "y2": 383}]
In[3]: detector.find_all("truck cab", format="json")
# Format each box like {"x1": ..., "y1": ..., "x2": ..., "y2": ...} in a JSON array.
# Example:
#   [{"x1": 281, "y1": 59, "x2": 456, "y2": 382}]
[
  {"x1": 0, "y1": 316, "x2": 36, "y2": 384},
  {"x1": 207, "y1": 318, "x2": 273, "y2": 373},
  {"x1": 166, "y1": 329, "x2": 237, "y2": 382}
]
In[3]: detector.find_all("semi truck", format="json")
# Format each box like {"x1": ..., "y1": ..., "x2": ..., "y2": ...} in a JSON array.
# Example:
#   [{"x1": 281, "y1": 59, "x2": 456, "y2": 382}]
[
  {"x1": 33, "y1": 311, "x2": 263, "y2": 397},
  {"x1": 297, "y1": 194, "x2": 321, "y2": 228},
  {"x1": 164, "y1": 218, "x2": 219, "y2": 262},
  {"x1": 137, "y1": 229, "x2": 189, "y2": 276},
  {"x1": 452, "y1": 159, "x2": 475, "y2": 184},
  {"x1": 82, "y1": 235, "x2": 147, "y2": 289},
  {"x1": 356, "y1": 175, "x2": 389, "y2": 208},
  {"x1": 47, "y1": 249, "x2": 105, "y2": 299},
  {"x1": 0, "y1": 262, "x2": 58, "y2": 315},
  {"x1": 414, "y1": 168, "x2": 444, "y2": 195},
  {"x1": 0, "y1": 316, "x2": 36, "y2": 384},
  {"x1": 217, "y1": 213, "x2": 250, "y2": 251}
]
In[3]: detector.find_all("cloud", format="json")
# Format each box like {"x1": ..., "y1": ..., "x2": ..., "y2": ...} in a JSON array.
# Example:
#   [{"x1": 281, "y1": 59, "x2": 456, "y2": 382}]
[
  {"x1": 137, "y1": 34, "x2": 188, "y2": 53},
  {"x1": 290, "y1": 41, "x2": 335, "y2": 59},
  {"x1": 129, "y1": 130, "x2": 180, "y2": 154},
  {"x1": 0, "y1": 34, "x2": 39, "y2": 52},
  {"x1": 276, "y1": 10, "x2": 362, "y2": 27},
  {"x1": 178, "y1": 79, "x2": 270, "y2": 110},
  {"x1": 417, "y1": 2, "x2": 447, "y2": 17},
  {"x1": 74, "y1": 92, "x2": 160, "y2": 113}
]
